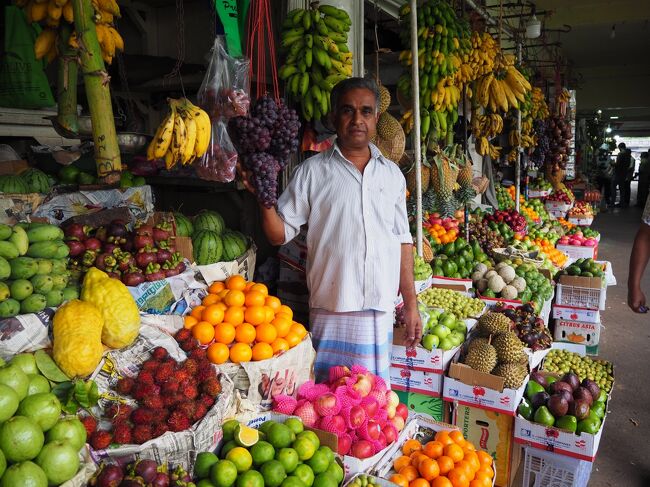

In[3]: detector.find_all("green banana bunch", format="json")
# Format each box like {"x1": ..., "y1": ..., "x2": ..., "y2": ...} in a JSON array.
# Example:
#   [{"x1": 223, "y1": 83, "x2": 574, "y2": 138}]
[{"x1": 279, "y1": 4, "x2": 353, "y2": 121}]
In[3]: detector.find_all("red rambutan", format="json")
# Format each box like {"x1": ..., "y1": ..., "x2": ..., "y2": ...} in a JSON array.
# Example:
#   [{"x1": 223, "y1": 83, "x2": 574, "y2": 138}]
[
  {"x1": 172, "y1": 368, "x2": 191, "y2": 383},
  {"x1": 136, "y1": 370, "x2": 155, "y2": 385},
  {"x1": 154, "y1": 362, "x2": 175, "y2": 385},
  {"x1": 115, "y1": 377, "x2": 135, "y2": 395},
  {"x1": 150, "y1": 408, "x2": 170, "y2": 423},
  {"x1": 198, "y1": 394, "x2": 215, "y2": 408},
  {"x1": 131, "y1": 407, "x2": 155, "y2": 425},
  {"x1": 175, "y1": 328, "x2": 191, "y2": 342},
  {"x1": 112, "y1": 423, "x2": 133, "y2": 444},
  {"x1": 189, "y1": 348, "x2": 206, "y2": 360},
  {"x1": 141, "y1": 359, "x2": 160, "y2": 372},
  {"x1": 161, "y1": 379, "x2": 180, "y2": 395},
  {"x1": 201, "y1": 376, "x2": 222, "y2": 397},
  {"x1": 142, "y1": 395, "x2": 164, "y2": 410},
  {"x1": 132, "y1": 424, "x2": 153, "y2": 444},
  {"x1": 180, "y1": 339, "x2": 198, "y2": 352},
  {"x1": 167, "y1": 411, "x2": 191, "y2": 432},
  {"x1": 152, "y1": 422, "x2": 169, "y2": 438},
  {"x1": 193, "y1": 403, "x2": 209, "y2": 422},
  {"x1": 152, "y1": 346, "x2": 168, "y2": 360},
  {"x1": 180, "y1": 383, "x2": 199, "y2": 400},
  {"x1": 105, "y1": 403, "x2": 133, "y2": 423},
  {"x1": 133, "y1": 383, "x2": 160, "y2": 401},
  {"x1": 80, "y1": 416, "x2": 97, "y2": 436},
  {"x1": 90, "y1": 430, "x2": 112, "y2": 450},
  {"x1": 196, "y1": 367, "x2": 215, "y2": 383},
  {"x1": 162, "y1": 394, "x2": 180, "y2": 408},
  {"x1": 182, "y1": 358, "x2": 199, "y2": 376}
]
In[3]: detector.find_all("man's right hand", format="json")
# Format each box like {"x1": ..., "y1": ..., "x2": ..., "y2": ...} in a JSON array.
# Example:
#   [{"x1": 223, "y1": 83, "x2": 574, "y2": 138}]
[
  {"x1": 236, "y1": 163, "x2": 255, "y2": 195},
  {"x1": 628, "y1": 286, "x2": 648, "y2": 313}
]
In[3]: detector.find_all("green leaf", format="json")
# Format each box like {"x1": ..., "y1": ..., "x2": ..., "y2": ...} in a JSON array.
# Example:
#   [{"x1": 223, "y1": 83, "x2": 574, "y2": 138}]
[
  {"x1": 74, "y1": 380, "x2": 99, "y2": 408},
  {"x1": 34, "y1": 350, "x2": 70, "y2": 382},
  {"x1": 51, "y1": 381, "x2": 74, "y2": 404}
]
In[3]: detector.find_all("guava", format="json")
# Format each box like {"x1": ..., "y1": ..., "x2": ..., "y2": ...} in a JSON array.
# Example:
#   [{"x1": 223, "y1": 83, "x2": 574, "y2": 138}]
[
  {"x1": 9, "y1": 353, "x2": 38, "y2": 375},
  {"x1": 17, "y1": 393, "x2": 61, "y2": 432},
  {"x1": 0, "y1": 416, "x2": 44, "y2": 462},
  {"x1": 46, "y1": 417, "x2": 86, "y2": 451},
  {"x1": 0, "y1": 460, "x2": 47, "y2": 487},
  {"x1": 36, "y1": 440, "x2": 80, "y2": 485},
  {"x1": 0, "y1": 447, "x2": 5, "y2": 478},
  {"x1": 26, "y1": 374, "x2": 50, "y2": 396},
  {"x1": 0, "y1": 364, "x2": 29, "y2": 400},
  {"x1": 0, "y1": 383, "x2": 19, "y2": 422}
]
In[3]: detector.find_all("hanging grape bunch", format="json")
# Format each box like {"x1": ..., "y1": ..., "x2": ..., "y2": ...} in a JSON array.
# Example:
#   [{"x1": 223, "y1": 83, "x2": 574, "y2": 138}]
[{"x1": 228, "y1": 95, "x2": 300, "y2": 207}]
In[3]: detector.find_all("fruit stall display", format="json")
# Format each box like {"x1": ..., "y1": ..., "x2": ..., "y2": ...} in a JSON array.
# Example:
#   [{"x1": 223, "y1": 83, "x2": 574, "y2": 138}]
[
  {"x1": 428, "y1": 238, "x2": 490, "y2": 279},
  {"x1": 413, "y1": 252, "x2": 433, "y2": 281},
  {"x1": 396, "y1": 305, "x2": 470, "y2": 352},
  {"x1": 554, "y1": 258, "x2": 605, "y2": 280},
  {"x1": 418, "y1": 287, "x2": 485, "y2": 320},
  {"x1": 567, "y1": 201, "x2": 595, "y2": 221}
]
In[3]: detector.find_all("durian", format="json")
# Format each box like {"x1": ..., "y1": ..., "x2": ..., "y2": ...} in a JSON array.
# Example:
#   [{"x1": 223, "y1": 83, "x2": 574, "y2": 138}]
[
  {"x1": 492, "y1": 331, "x2": 525, "y2": 363},
  {"x1": 464, "y1": 340, "x2": 498, "y2": 373},
  {"x1": 477, "y1": 312, "x2": 512, "y2": 337},
  {"x1": 492, "y1": 363, "x2": 528, "y2": 389}
]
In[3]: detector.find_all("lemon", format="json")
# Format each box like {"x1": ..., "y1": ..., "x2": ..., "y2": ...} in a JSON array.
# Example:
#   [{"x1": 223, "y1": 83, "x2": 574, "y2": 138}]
[
  {"x1": 226, "y1": 447, "x2": 253, "y2": 473},
  {"x1": 234, "y1": 424, "x2": 259, "y2": 447},
  {"x1": 250, "y1": 441, "x2": 275, "y2": 465},
  {"x1": 210, "y1": 460, "x2": 238, "y2": 487}
]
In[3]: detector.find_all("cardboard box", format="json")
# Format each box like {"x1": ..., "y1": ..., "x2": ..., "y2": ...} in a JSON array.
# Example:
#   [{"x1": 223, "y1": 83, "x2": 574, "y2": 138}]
[
  {"x1": 555, "y1": 244, "x2": 598, "y2": 262},
  {"x1": 552, "y1": 305, "x2": 600, "y2": 324},
  {"x1": 544, "y1": 201, "x2": 573, "y2": 213},
  {"x1": 553, "y1": 318, "x2": 601, "y2": 347},
  {"x1": 527, "y1": 189, "x2": 551, "y2": 199},
  {"x1": 430, "y1": 276, "x2": 473, "y2": 291},
  {"x1": 568, "y1": 216, "x2": 594, "y2": 226},
  {"x1": 453, "y1": 405, "x2": 520, "y2": 487},
  {"x1": 390, "y1": 368, "x2": 443, "y2": 398},
  {"x1": 556, "y1": 276, "x2": 606, "y2": 311},
  {"x1": 393, "y1": 390, "x2": 445, "y2": 422}
]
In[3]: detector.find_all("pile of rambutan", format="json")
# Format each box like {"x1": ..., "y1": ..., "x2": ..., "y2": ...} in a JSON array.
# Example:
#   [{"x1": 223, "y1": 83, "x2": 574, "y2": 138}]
[{"x1": 88, "y1": 332, "x2": 223, "y2": 448}]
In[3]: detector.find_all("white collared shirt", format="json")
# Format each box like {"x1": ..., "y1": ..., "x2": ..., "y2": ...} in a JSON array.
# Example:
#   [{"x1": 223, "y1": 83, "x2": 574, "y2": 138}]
[{"x1": 277, "y1": 142, "x2": 412, "y2": 312}]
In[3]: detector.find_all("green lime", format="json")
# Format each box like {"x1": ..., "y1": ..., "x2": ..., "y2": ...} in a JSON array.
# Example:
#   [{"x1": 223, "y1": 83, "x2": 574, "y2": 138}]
[
  {"x1": 234, "y1": 424, "x2": 259, "y2": 447},
  {"x1": 195, "y1": 452, "x2": 220, "y2": 479},
  {"x1": 276, "y1": 448, "x2": 299, "y2": 473},
  {"x1": 220, "y1": 440, "x2": 238, "y2": 459},
  {"x1": 250, "y1": 441, "x2": 275, "y2": 465},
  {"x1": 312, "y1": 473, "x2": 338, "y2": 487},
  {"x1": 197, "y1": 480, "x2": 218, "y2": 487},
  {"x1": 325, "y1": 462, "x2": 343, "y2": 484},
  {"x1": 282, "y1": 477, "x2": 306, "y2": 487},
  {"x1": 260, "y1": 460, "x2": 287, "y2": 487},
  {"x1": 306, "y1": 450, "x2": 329, "y2": 475},
  {"x1": 225, "y1": 447, "x2": 253, "y2": 473},
  {"x1": 210, "y1": 460, "x2": 238, "y2": 487},
  {"x1": 267, "y1": 423, "x2": 293, "y2": 449},
  {"x1": 258, "y1": 420, "x2": 277, "y2": 435},
  {"x1": 296, "y1": 431, "x2": 320, "y2": 450},
  {"x1": 223, "y1": 420, "x2": 240, "y2": 441},
  {"x1": 316, "y1": 446, "x2": 334, "y2": 466},
  {"x1": 236, "y1": 470, "x2": 265, "y2": 487},
  {"x1": 284, "y1": 418, "x2": 304, "y2": 435},
  {"x1": 292, "y1": 437, "x2": 316, "y2": 461},
  {"x1": 292, "y1": 464, "x2": 315, "y2": 487}
]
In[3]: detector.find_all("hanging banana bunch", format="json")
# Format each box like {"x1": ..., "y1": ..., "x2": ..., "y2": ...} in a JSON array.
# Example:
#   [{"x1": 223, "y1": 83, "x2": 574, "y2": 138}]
[
  {"x1": 23, "y1": 0, "x2": 124, "y2": 65},
  {"x1": 146, "y1": 98, "x2": 212, "y2": 169},
  {"x1": 279, "y1": 4, "x2": 353, "y2": 121}
]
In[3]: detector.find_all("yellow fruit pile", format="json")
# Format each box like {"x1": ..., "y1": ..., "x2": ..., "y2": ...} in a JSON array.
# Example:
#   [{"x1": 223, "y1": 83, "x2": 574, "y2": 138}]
[{"x1": 184, "y1": 275, "x2": 308, "y2": 364}]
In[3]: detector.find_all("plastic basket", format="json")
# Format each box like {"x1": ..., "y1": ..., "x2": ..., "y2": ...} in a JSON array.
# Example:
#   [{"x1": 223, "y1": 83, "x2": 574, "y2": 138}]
[
  {"x1": 522, "y1": 447, "x2": 593, "y2": 487},
  {"x1": 555, "y1": 284, "x2": 603, "y2": 310}
]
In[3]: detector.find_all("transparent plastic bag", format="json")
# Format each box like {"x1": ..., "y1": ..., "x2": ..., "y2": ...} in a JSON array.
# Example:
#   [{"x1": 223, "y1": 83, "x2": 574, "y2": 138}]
[
  {"x1": 196, "y1": 119, "x2": 238, "y2": 182},
  {"x1": 198, "y1": 36, "x2": 250, "y2": 120}
]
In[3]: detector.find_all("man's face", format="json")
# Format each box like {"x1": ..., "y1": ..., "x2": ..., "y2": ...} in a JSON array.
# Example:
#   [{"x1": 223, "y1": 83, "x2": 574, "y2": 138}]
[{"x1": 332, "y1": 88, "x2": 378, "y2": 149}]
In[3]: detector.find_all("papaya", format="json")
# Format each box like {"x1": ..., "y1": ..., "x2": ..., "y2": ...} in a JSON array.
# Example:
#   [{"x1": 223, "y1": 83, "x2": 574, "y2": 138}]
[
  {"x1": 26, "y1": 241, "x2": 61, "y2": 258},
  {"x1": 26, "y1": 225, "x2": 64, "y2": 243}
]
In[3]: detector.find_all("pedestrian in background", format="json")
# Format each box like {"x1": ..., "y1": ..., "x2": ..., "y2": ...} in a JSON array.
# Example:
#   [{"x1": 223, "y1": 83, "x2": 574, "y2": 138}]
[
  {"x1": 612, "y1": 143, "x2": 631, "y2": 208},
  {"x1": 637, "y1": 152, "x2": 649, "y2": 207},
  {"x1": 595, "y1": 148, "x2": 613, "y2": 208}
]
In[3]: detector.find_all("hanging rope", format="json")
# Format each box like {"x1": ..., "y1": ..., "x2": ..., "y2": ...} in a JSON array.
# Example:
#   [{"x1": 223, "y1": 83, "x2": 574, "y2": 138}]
[
  {"x1": 163, "y1": 0, "x2": 187, "y2": 97},
  {"x1": 246, "y1": 0, "x2": 280, "y2": 101}
]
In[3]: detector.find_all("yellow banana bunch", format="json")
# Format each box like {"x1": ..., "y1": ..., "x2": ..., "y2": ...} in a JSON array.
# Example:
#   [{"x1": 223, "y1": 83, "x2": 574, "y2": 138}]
[
  {"x1": 146, "y1": 98, "x2": 211, "y2": 169},
  {"x1": 23, "y1": 0, "x2": 124, "y2": 64},
  {"x1": 530, "y1": 87, "x2": 550, "y2": 119},
  {"x1": 279, "y1": 4, "x2": 352, "y2": 121},
  {"x1": 455, "y1": 31, "x2": 498, "y2": 86}
]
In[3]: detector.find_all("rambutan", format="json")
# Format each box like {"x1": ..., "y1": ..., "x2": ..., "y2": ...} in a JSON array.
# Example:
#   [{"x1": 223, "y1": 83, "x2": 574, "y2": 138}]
[
  {"x1": 150, "y1": 408, "x2": 169, "y2": 423},
  {"x1": 162, "y1": 394, "x2": 180, "y2": 408},
  {"x1": 133, "y1": 383, "x2": 160, "y2": 401},
  {"x1": 90, "y1": 430, "x2": 112, "y2": 450},
  {"x1": 105, "y1": 403, "x2": 133, "y2": 423},
  {"x1": 196, "y1": 366, "x2": 215, "y2": 382},
  {"x1": 201, "y1": 376, "x2": 222, "y2": 396},
  {"x1": 131, "y1": 407, "x2": 155, "y2": 425},
  {"x1": 175, "y1": 328, "x2": 191, "y2": 342},
  {"x1": 198, "y1": 394, "x2": 215, "y2": 408},
  {"x1": 180, "y1": 383, "x2": 199, "y2": 400},
  {"x1": 189, "y1": 348, "x2": 207, "y2": 361},
  {"x1": 141, "y1": 359, "x2": 160, "y2": 372},
  {"x1": 180, "y1": 339, "x2": 198, "y2": 352},
  {"x1": 112, "y1": 423, "x2": 133, "y2": 444},
  {"x1": 162, "y1": 379, "x2": 180, "y2": 395},
  {"x1": 115, "y1": 377, "x2": 135, "y2": 395},
  {"x1": 152, "y1": 346, "x2": 168, "y2": 360},
  {"x1": 168, "y1": 411, "x2": 191, "y2": 432},
  {"x1": 142, "y1": 395, "x2": 164, "y2": 410},
  {"x1": 132, "y1": 424, "x2": 153, "y2": 444},
  {"x1": 152, "y1": 423, "x2": 169, "y2": 439},
  {"x1": 136, "y1": 370, "x2": 155, "y2": 385},
  {"x1": 154, "y1": 362, "x2": 175, "y2": 385},
  {"x1": 80, "y1": 416, "x2": 97, "y2": 436},
  {"x1": 172, "y1": 368, "x2": 191, "y2": 384},
  {"x1": 193, "y1": 403, "x2": 209, "y2": 422},
  {"x1": 182, "y1": 358, "x2": 199, "y2": 376},
  {"x1": 177, "y1": 401, "x2": 196, "y2": 419}
]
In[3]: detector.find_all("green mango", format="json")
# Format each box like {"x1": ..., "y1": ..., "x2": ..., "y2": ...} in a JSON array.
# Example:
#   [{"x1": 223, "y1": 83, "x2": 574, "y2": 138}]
[
  {"x1": 526, "y1": 381, "x2": 546, "y2": 401},
  {"x1": 20, "y1": 293, "x2": 47, "y2": 314},
  {"x1": 10, "y1": 257, "x2": 38, "y2": 280},
  {"x1": 0, "y1": 298, "x2": 20, "y2": 318},
  {"x1": 576, "y1": 417, "x2": 600, "y2": 435},
  {"x1": 0, "y1": 256, "x2": 10, "y2": 280},
  {"x1": 555, "y1": 415, "x2": 577, "y2": 433},
  {"x1": 518, "y1": 398, "x2": 533, "y2": 420},
  {"x1": 0, "y1": 223, "x2": 12, "y2": 240},
  {"x1": 533, "y1": 406, "x2": 555, "y2": 427}
]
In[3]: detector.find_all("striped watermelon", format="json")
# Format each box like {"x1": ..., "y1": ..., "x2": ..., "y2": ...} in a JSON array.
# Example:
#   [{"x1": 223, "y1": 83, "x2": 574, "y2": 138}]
[
  {"x1": 193, "y1": 210, "x2": 225, "y2": 235},
  {"x1": 221, "y1": 230, "x2": 248, "y2": 261},
  {"x1": 192, "y1": 230, "x2": 223, "y2": 265},
  {"x1": 0, "y1": 175, "x2": 29, "y2": 194},
  {"x1": 20, "y1": 168, "x2": 52, "y2": 194},
  {"x1": 174, "y1": 212, "x2": 193, "y2": 237}
]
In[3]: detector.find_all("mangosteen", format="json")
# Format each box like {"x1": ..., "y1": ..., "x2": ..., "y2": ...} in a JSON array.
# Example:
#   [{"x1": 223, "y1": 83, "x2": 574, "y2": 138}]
[
  {"x1": 573, "y1": 387, "x2": 593, "y2": 406},
  {"x1": 531, "y1": 391, "x2": 550, "y2": 410},
  {"x1": 561, "y1": 372, "x2": 580, "y2": 391},
  {"x1": 130, "y1": 459, "x2": 158, "y2": 483},
  {"x1": 530, "y1": 371, "x2": 548, "y2": 389},
  {"x1": 91, "y1": 464, "x2": 124, "y2": 487},
  {"x1": 581, "y1": 379, "x2": 600, "y2": 401},
  {"x1": 548, "y1": 394, "x2": 569, "y2": 417}
]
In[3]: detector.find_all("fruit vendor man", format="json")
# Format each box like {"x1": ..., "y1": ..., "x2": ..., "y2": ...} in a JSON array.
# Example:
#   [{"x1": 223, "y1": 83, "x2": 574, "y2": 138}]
[{"x1": 244, "y1": 77, "x2": 421, "y2": 382}]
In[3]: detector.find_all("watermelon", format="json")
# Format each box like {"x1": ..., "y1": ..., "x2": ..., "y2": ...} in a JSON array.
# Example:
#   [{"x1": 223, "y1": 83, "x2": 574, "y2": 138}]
[
  {"x1": 221, "y1": 230, "x2": 248, "y2": 261},
  {"x1": 0, "y1": 175, "x2": 30, "y2": 194},
  {"x1": 192, "y1": 230, "x2": 223, "y2": 265},
  {"x1": 174, "y1": 212, "x2": 193, "y2": 237},
  {"x1": 20, "y1": 168, "x2": 52, "y2": 194},
  {"x1": 193, "y1": 210, "x2": 225, "y2": 235}
]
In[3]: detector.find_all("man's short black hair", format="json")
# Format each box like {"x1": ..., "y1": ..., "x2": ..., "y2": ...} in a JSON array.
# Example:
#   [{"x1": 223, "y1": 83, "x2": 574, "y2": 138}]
[
  {"x1": 619, "y1": 142, "x2": 626, "y2": 149},
  {"x1": 330, "y1": 77, "x2": 380, "y2": 113}
]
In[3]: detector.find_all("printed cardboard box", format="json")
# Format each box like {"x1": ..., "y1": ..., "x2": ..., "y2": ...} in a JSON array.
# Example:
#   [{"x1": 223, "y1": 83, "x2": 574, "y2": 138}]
[
  {"x1": 393, "y1": 390, "x2": 445, "y2": 422},
  {"x1": 390, "y1": 367, "x2": 443, "y2": 398},
  {"x1": 430, "y1": 276, "x2": 473, "y2": 291},
  {"x1": 553, "y1": 318, "x2": 601, "y2": 347},
  {"x1": 555, "y1": 243, "x2": 598, "y2": 262},
  {"x1": 567, "y1": 215, "x2": 594, "y2": 226},
  {"x1": 552, "y1": 305, "x2": 600, "y2": 324},
  {"x1": 527, "y1": 189, "x2": 551, "y2": 199},
  {"x1": 544, "y1": 201, "x2": 573, "y2": 213},
  {"x1": 453, "y1": 405, "x2": 520, "y2": 487}
]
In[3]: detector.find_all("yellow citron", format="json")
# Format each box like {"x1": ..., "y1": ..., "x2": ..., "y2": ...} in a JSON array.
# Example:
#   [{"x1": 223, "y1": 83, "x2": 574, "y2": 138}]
[
  {"x1": 53, "y1": 300, "x2": 104, "y2": 377},
  {"x1": 81, "y1": 267, "x2": 140, "y2": 349}
]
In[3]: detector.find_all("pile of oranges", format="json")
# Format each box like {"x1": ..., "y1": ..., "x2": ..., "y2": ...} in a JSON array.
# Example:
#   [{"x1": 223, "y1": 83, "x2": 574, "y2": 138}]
[
  {"x1": 183, "y1": 275, "x2": 308, "y2": 365},
  {"x1": 531, "y1": 237, "x2": 568, "y2": 267},
  {"x1": 388, "y1": 431, "x2": 494, "y2": 487}
]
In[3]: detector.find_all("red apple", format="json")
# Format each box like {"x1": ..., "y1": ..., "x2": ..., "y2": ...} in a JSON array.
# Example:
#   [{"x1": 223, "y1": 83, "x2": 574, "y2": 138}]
[
  {"x1": 391, "y1": 416, "x2": 405, "y2": 431},
  {"x1": 396, "y1": 403, "x2": 409, "y2": 421},
  {"x1": 348, "y1": 406, "x2": 367, "y2": 429},
  {"x1": 338, "y1": 434, "x2": 352, "y2": 455},
  {"x1": 366, "y1": 420, "x2": 381, "y2": 441},
  {"x1": 361, "y1": 398, "x2": 379, "y2": 418},
  {"x1": 350, "y1": 440, "x2": 375, "y2": 459},
  {"x1": 383, "y1": 424, "x2": 397, "y2": 444}
]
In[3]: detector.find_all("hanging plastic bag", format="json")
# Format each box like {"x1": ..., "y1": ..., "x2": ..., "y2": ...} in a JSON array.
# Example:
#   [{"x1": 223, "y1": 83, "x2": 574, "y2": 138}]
[{"x1": 196, "y1": 119, "x2": 238, "y2": 182}]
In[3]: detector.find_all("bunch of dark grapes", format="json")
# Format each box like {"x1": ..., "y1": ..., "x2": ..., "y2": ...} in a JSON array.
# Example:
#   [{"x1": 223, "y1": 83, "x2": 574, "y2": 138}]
[
  {"x1": 530, "y1": 119, "x2": 549, "y2": 168},
  {"x1": 269, "y1": 103, "x2": 301, "y2": 169},
  {"x1": 227, "y1": 116, "x2": 270, "y2": 153},
  {"x1": 251, "y1": 94, "x2": 279, "y2": 130},
  {"x1": 245, "y1": 153, "x2": 280, "y2": 208}
]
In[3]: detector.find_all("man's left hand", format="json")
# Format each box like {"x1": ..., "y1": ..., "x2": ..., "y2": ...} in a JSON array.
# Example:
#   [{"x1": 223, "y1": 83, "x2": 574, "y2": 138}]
[{"x1": 402, "y1": 303, "x2": 422, "y2": 348}]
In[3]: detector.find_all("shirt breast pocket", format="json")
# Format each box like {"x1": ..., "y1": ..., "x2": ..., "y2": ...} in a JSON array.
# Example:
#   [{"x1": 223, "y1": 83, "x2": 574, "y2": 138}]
[{"x1": 372, "y1": 184, "x2": 396, "y2": 227}]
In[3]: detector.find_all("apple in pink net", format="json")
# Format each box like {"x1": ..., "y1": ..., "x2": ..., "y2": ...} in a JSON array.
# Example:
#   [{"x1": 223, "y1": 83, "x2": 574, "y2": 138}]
[
  {"x1": 366, "y1": 420, "x2": 381, "y2": 440},
  {"x1": 348, "y1": 405, "x2": 367, "y2": 429},
  {"x1": 396, "y1": 403, "x2": 409, "y2": 421},
  {"x1": 382, "y1": 424, "x2": 397, "y2": 444},
  {"x1": 391, "y1": 415, "x2": 405, "y2": 432},
  {"x1": 350, "y1": 440, "x2": 375, "y2": 459},
  {"x1": 338, "y1": 434, "x2": 352, "y2": 455},
  {"x1": 315, "y1": 393, "x2": 340, "y2": 416},
  {"x1": 386, "y1": 391, "x2": 400, "y2": 408},
  {"x1": 361, "y1": 397, "x2": 379, "y2": 418},
  {"x1": 351, "y1": 374, "x2": 373, "y2": 397}
]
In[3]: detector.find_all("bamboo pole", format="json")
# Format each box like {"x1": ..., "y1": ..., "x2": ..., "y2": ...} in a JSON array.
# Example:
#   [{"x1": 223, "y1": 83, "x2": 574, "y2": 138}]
[
  {"x1": 71, "y1": 0, "x2": 121, "y2": 182},
  {"x1": 56, "y1": 24, "x2": 79, "y2": 135},
  {"x1": 410, "y1": 0, "x2": 423, "y2": 258}
]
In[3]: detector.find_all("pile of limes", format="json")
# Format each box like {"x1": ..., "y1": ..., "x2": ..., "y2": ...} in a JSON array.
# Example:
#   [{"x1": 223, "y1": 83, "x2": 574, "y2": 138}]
[{"x1": 193, "y1": 418, "x2": 344, "y2": 487}]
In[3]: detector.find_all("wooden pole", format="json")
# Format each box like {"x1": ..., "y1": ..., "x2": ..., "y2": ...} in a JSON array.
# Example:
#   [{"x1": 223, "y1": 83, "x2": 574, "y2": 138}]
[
  {"x1": 71, "y1": 0, "x2": 121, "y2": 182},
  {"x1": 56, "y1": 24, "x2": 79, "y2": 135},
  {"x1": 410, "y1": 0, "x2": 423, "y2": 258}
]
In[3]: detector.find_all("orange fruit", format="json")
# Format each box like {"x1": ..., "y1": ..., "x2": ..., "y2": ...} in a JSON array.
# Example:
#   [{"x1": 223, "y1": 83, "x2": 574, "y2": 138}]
[
  {"x1": 245, "y1": 291, "x2": 266, "y2": 307},
  {"x1": 184, "y1": 315, "x2": 198, "y2": 329},
  {"x1": 226, "y1": 275, "x2": 247, "y2": 291},
  {"x1": 218, "y1": 289, "x2": 230, "y2": 299},
  {"x1": 431, "y1": 478, "x2": 453, "y2": 487},
  {"x1": 235, "y1": 323, "x2": 256, "y2": 344},
  {"x1": 215, "y1": 302, "x2": 228, "y2": 312},
  {"x1": 434, "y1": 431, "x2": 454, "y2": 447},
  {"x1": 418, "y1": 458, "x2": 440, "y2": 481},
  {"x1": 229, "y1": 343, "x2": 252, "y2": 363},
  {"x1": 398, "y1": 466, "x2": 418, "y2": 482},
  {"x1": 290, "y1": 322, "x2": 307, "y2": 339},
  {"x1": 389, "y1": 474, "x2": 409, "y2": 487},
  {"x1": 190, "y1": 305, "x2": 206, "y2": 320},
  {"x1": 476, "y1": 467, "x2": 493, "y2": 480},
  {"x1": 244, "y1": 281, "x2": 255, "y2": 291},
  {"x1": 409, "y1": 479, "x2": 430, "y2": 487},
  {"x1": 278, "y1": 305, "x2": 293, "y2": 318},
  {"x1": 476, "y1": 452, "x2": 492, "y2": 468},
  {"x1": 214, "y1": 322, "x2": 236, "y2": 345},
  {"x1": 265, "y1": 296, "x2": 281, "y2": 311},
  {"x1": 244, "y1": 306, "x2": 266, "y2": 325},
  {"x1": 207, "y1": 342, "x2": 230, "y2": 364},
  {"x1": 252, "y1": 342, "x2": 273, "y2": 361},
  {"x1": 284, "y1": 331, "x2": 301, "y2": 347},
  {"x1": 263, "y1": 306, "x2": 275, "y2": 323},
  {"x1": 463, "y1": 452, "x2": 480, "y2": 474},
  {"x1": 410, "y1": 452, "x2": 428, "y2": 469},
  {"x1": 469, "y1": 480, "x2": 489, "y2": 487},
  {"x1": 449, "y1": 431, "x2": 467, "y2": 447},
  {"x1": 444, "y1": 444, "x2": 464, "y2": 463},
  {"x1": 270, "y1": 338, "x2": 289, "y2": 354},
  {"x1": 256, "y1": 323, "x2": 278, "y2": 344},
  {"x1": 436, "y1": 456, "x2": 454, "y2": 475},
  {"x1": 224, "y1": 290, "x2": 245, "y2": 307},
  {"x1": 276, "y1": 312, "x2": 292, "y2": 322},
  {"x1": 402, "y1": 439, "x2": 422, "y2": 456},
  {"x1": 463, "y1": 442, "x2": 476, "y2": 451},
  {"x1": 224, "y1": 306, "x2": 245, "y2": 326},
  {"x1": 208, "y1": 281, "x2": 226, "y2": 294},
  {"x1": 447, "y1": 468, "x2": 469, "y2": 487},
  {"x1": 272, "y1": 316, "x2": 292, "y2": 338},
  {"x1": 192, "y1": 321, "x2": 215, "y2": 345},
  {"x1": 423, "y1": 441, "x2": 444, "y2": 459},
  {"x1": 394, "y1": 456, "x2": 412, "y2": 472},
  {"x1": 473, "y1": 472, "x2": 492, "y2": 486},
  {"x1": 455, "y1": 461, "x2": 475, "y2": 481},
  {"x1": 202, "y1": 294, "x2": 220, "y2": 306},
  {"x1": 202, "y1": 304, "x2": 225, "y2": 325},
  {"x1": 250, "y1": 283, "x2": 268, "y2": 296}
]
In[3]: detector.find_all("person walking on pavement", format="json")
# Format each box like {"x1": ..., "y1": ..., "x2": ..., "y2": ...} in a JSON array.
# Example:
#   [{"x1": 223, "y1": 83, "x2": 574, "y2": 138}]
[
  {"x1": 637, "y1": 152, "x2": 650, "y2": 207},
  {"x1": 628, "y1": 194, "x2": 650, "y2": 313},
  {"x1": 595, "y1": 148, "x2": 613, "y2": 208},
  {"x1": 612, "y1": 143, "x2": 631, "y2": 207},
  {"x1": 241, "y1": 77, "x2": 421, "y2": 382}
]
